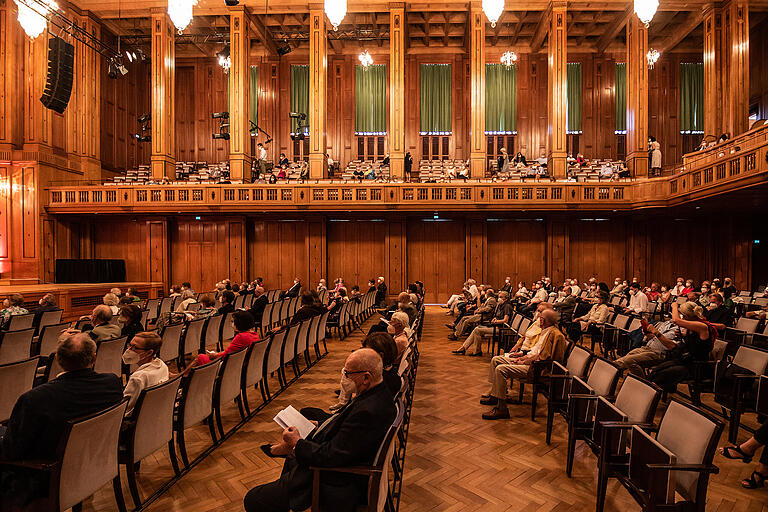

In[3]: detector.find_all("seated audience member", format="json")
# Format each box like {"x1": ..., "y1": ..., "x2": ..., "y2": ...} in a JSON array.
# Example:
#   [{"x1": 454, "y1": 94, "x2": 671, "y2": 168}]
[
  {"x1": 109, "y1": 287, "x2": 122, "y2": 297},
  {"x1": 453, "y1": 291, "x2": 513, "y2": 356},
  {"x1": 292, "y1": 291, "x2": 328, "y2": 324},
  {"x1": 191, "y1": 294, "x2": 218, "y2": 320},
  {"x1": 614, "y1": 319, "x2": 680, "y2": 376},
  {"x1": 119, "y1": 305, "x2": 145, "y2": 343},
  {"x1": 499, "y1": 277, "x2": 512, "y2": 293},
  {"x1": 327, "y1": 288, "x2": 349, "y2": 322},
  {"x1": 449, "y1": 289, "x2": 497, "y2": 340},
  {"x1": 375, "y1": 276, "x2": 388, "y2": 307},
  {"x1": 73, "y1": 305, "x2": 121, "y2": 342},
  {"x1": 349, "y1": 285, "x2": 362, "y2": 303},
  {"x1": 125, "y1": 287, "x2": 142, "y2": 303},
  {"x1": 481, "y1": 309, "x2": 567, "y2": 420},
  {"x1": 32, "y1": 293, "x2": 59, "y2": 331},
  {"x1": 682, "y1": 279, "x2": 695, "y2": 296},
  {"x1": 367, "y1": 279, "x2": 376, "y2": 293},
  {"x1": 284, "y1": 277, "x2": 302, "y2": 298},
  {"x1": 645, "y1": 282, "x2": 661, "y2": 302},
  {"x1": 658, "y1": 284, "x2": 673, "y2": 304},
  {"x1": 505, "y1": 302, "x2": 553, "y2": 355},
  {"x1": 121, "y1": 331, "x2": 168, "y2": 415},
  {"x1": 102, "y1": 293, "x2": 120, "y2": 317},
  {"x1": 553, "y1": 286, "x2": 578, "y2": 326},
  {"x1": 363, "y1": 332, "x2": 403, "y2": 395},
  {"x1": 244, "y1": 348, "x2": 396, "y2": 512},
  {"x1": 610, "y1": 278, "x2": 626, "y2": 296},
  {"x1": 317, "y1": 279, "x2": 327, "y2": 293},
  {"x1": 388, "y1": 311, "x2": 411, "y2": 364},
  {"x1": 175, "y1": 289, "x2": 197, "y2": 312},
  {"x1": 2, "y1": 293, "x2": 31, "y2": 329},
  {"x1": 407, "y1": 283, "x2": 422, "y2": 308},
  {"x1": 569, "y1": 279, "x2": 582, "y2": 296},
  {"x1": 217, "y1": 290, "x2": 236, "y2": 315},
  {"x1": 704, "y1": 292, "x2": 732, "y2": 328},
  {"x1": 719, "y1": 419, "x2": 768, "y2": 489},
  {"x1": 514, "y1": 281, "x2": 528, "y2": 300},
  {"x1": 181, "y1": 282, "x2": 194, "y2": 294},
  {"x1": 0, "y1": 332, "x2": 122, "y2": 505},
  {"x1": 196, "y1": 310, "x2": 259, "y2": 366},
  {"x1": 397, "y1": 292, "x2": 418, "y2": 325},
  {"x1": 247, "y1": 287, "x2": 268, "y2": 325},
  {"x1": 278, "y1": 152, "x2": 290, "y2": 167},
  {"x1": 521, "y1": 281, "x2": 548, "y2": 314},
  {"x1": 443, "y1": 280, "x2": 472, "y2": 311},
  {"x1": 721, "y1": 277, "x2": 737, "y2": 300},
  {"x1": 624, "y1": 282, "x2": 650, "y2": 314},
  {"x1": 169, "y1": 285, "x2": 182, "y2": 298},
  {"x1": 671, "y1": 277, "x2": 686, "y2": 297},
  {"x1": 571, "y1": 291, "x2": 611, "y2": 341},
  {"x1": 649, "y1": 302, "x2": 716, "y2": 392}
]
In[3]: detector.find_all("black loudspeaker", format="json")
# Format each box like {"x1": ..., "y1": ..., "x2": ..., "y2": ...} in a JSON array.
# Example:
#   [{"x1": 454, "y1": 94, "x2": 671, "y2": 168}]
[
  {"x1": 277, "y1": 43, "x2": 292, "y2": 56},
  {"x1": 40, "y1": 36, "x2": 75, "y2": 115}
]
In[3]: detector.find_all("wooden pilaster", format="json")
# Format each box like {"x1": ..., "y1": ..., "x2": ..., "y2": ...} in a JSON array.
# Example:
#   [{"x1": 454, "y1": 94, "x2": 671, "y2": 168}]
[
  {"x1": 547, "y1": 1, "x2": 567, "y2": 178},
  {"x1": 626, "y1": 15, "x2": 649, "y2": 177},
  {"x1": 229, "y1": 6, "x2": 252, "y2": 182},
  {"x1": 703, "y1": 4, "x2": 723, "y2": 138},
  {"x1": 469, "y1": 4, "x2": 486, "y2": 178},
  {"x1": 150, "y1": 10, "x2": 175, "y2": 180},
  {"x1": 725, "y1": 0, "x2": 749, "y2": 137},
  {"x1": 389, "y1": 4, "x2": 406, "y2": 179},
  {"x1": 308, "y1": 8, "x2": 328, "y2": 179}
]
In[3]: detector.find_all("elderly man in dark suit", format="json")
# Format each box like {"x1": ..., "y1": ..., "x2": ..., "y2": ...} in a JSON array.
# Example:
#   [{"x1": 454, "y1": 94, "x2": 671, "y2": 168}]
[{"x1": 243, "y1": 348, "x2": 396, "y2": 512}]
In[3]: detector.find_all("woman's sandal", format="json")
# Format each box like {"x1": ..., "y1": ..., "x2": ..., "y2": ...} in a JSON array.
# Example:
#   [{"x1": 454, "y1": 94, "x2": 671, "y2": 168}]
[
  {"x1": 720, "y1": 445, "x2": 753, "y2": 463},
  {"x1": 741, "y1": 470, "x2": 768, "y2": 489}
]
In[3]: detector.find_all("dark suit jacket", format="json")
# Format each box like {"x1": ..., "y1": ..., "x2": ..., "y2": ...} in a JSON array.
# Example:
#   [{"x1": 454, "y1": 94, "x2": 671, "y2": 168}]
[
  {"x1": 281, "y1": 382, "x2": 396, "y2": 511},
  {"x1": 1, "y1": 368, "x2": 123, "y2": 461},
  {"x1": 32, "y1": 304, "x2": 59, "y2": 331},
  {"x1": 375, "y1": 283, "x2": 388, "y2": 305},
  {"x1": 217, "y1": 303, "x2": 235, "y2": 316},
  {"x1": 290, "y1": 304, "x2": 327, "y2": 325},
  {"x1": 285, "y1": 283, "x2": 301, "y2": 298},
  {"x1": 249, "y1": 295, "x2": 269, "y2": 324}
]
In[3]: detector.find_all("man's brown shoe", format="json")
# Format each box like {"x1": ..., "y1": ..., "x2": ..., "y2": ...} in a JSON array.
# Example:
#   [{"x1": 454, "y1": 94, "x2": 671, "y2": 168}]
[{"x1": 482, "y1": 407, "x2": 510, "y2": 420}]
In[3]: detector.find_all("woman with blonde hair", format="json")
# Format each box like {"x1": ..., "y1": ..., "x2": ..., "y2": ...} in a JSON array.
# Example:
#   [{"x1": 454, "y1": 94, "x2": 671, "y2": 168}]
[
  {"x1": 102, "y1": 293, "x2": 120, "y2": 316},
  {"x1": 649, "y1": 301, "x2": 716, "y2": 392}
]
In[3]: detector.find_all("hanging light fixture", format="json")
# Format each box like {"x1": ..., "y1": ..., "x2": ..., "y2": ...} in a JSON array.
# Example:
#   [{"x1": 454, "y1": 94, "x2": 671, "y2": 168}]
[
  {"x1": 217, "y1": 46, "x2": 231, "y2": 72},
  {"x1": 358, "y1": 50, "x2": 373, "y2": 67},
  {"x1": 633, "y1": 0, "x2": 658, "y2": 27},
  {"x1": 14, "y1": 0, "x2": 59, "y2": 39},
  {"x1": 646, "y1": 48, "x2": 660, "y2": 69},
  {"x1": 500, "y1": 50, "x2": 517, "y2": 67},
  {"x1": 324, "y1": 0, "x2": 346, "y2": 31},
  {"x1": 167, "y1": 0, "x2": 198, "y2": 33},
  {"x1": 482, "y1": 0, "x2": 504, "y2": 28}
]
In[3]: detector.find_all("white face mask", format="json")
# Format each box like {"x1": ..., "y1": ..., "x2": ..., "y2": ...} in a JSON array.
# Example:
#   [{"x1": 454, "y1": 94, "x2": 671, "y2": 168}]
[
  {"x1": 122, "y1": 348, "x2": 141, "y2": 365},
  {"x1": 505, "y1": 279, "x2": 510, "y2": 283}
]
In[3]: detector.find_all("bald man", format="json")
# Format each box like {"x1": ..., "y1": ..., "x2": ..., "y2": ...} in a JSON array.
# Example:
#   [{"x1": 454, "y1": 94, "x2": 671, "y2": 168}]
[
  {"x1": 88, "y1": 304, "x2": 122, "y2": 341},
  {"x1": 244, "y1": 348, "x2": 396, "y2": 512},
  {"x1": 481, "y1": 308, "x2": 567, "y2": 420}
]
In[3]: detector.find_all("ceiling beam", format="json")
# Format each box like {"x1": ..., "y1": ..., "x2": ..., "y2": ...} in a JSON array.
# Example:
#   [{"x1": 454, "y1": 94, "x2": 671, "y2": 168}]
[
  {"x1": 596, "y1": 5, "x2": 633, "y2": 54},
  {"x1": 530, "y1": 5, "x2": 552, "y2": 53},
  {"x1": 510, "y1": 12, "x2": 524, "y2": 46},
  {"x1": 654, "y1": 9, "x2": 703, "y2": 52},
  {"x1": 249, "y1": 13, "x2": 279, "y2": 56}
]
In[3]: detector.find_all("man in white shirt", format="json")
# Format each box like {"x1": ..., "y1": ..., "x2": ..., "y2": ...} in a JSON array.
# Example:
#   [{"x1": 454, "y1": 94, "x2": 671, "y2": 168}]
[
  {"x1": 625, "y1": 282, "x2": 649, "y2": 314},
  {"x1": 522, "y1": 281, "x2": 549, "y2": 314},
  {"x1": 122, "y1": 331, "x2": 169, "y2": 415},
  {"x1": 569, "y1": 279, "x2": 581, "y2": 296}
]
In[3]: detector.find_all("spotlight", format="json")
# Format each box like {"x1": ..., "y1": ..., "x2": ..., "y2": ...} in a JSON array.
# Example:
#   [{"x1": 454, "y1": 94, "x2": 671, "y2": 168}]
[
  {"x1": 212, "y1": 133, "x2": 230, "y2": 140},
  {"x1": 212, "y1": 111, "x2": 229, "y2": 119},
  {"x1": 125, "y1": 50, "x2": 138, "y2": 62},
  {"x1": 138, "y1": 113, "x2": 151, "y2": 124},
  {"x1": 277, "y1": 42, "x2": 292, "y2": 56},
  {"x1": 288, "y1": 112, "x2": 307, "y2": 120},
  {"x1": 108, "y1": 58, "x2": 128, "y2": 78},
  {"x1": 225, "y1": 0, "x2": 239, "y2": 5}
]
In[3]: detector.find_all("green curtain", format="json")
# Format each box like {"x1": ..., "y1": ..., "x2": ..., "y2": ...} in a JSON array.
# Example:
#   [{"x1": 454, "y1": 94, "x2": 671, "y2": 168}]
[
  {"x1": 566, "y1": 63, "x2": 582, "y2": 133},
  {"x1": 250, "y1": 66, "x2": 258, "y2": 126},
  {"x1": 485, "y1": 63, "x2": 517, "y2": 133},
  {"x1": 680, "y1": 62, "x2": 704, "y2": 133},
  {"x1": 615, "y1": 63, "x2": 627, "y2": 133},
  {"x1": 291, "y1": 65, "x2": 309, "y2": 134},
  {"x1": 355, "y1": 64, "x2": 387, "y2": 134},
  {"x1": 420, "y1": 64, "x2": 452, "y2": 134}
]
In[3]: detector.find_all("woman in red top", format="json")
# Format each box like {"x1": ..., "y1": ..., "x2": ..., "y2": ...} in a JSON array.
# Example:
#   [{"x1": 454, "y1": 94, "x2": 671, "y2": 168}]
[{"x1": 196, "y1": 310, "x2": 260, "y2": 365}]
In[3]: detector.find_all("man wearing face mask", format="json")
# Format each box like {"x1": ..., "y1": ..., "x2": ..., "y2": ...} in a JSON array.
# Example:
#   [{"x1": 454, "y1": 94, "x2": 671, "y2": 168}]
[
  {"x1": 610, "y1": 278, "x2": 626, "y2": 296},
  {"x1": 704, "y1": 292, "x2": 732, "y2": 328},
  {"x1": 453, "y1": 291, "x2": 513, "y2": 356},
  {"x1": 284, "y1": 277, "x2": 302, "y2": 298},
  {"x1": 671, "y1": 277, "x2": 686, "y2": 297},
  {"x1": 121, "y1": 331, "x2": 168, "y2": 415},
  {"x1": 624, "y1": 282, "x2": 649, "y2": 314},
  {"x1": 448, "y1": 289, "x2": 497, "y2": 340},
  {"x1": 500, "y1": 277, "x2": 512, "y2": 293}
]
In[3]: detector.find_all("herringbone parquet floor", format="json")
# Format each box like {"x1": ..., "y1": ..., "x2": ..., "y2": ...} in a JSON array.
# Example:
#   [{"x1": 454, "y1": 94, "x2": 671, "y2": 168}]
[{"x1": 79, "y1": 307, "x2": 767, "y2": 512}]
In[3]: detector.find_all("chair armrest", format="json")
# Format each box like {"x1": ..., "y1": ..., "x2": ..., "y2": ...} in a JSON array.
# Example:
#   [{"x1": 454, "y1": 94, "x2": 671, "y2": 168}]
[
  {"x1": 0, "y1": 457, "x2": 59, "y2": 471},
  {"x1": 646, "y1": 463, "x2": 719, "y2": 474},
  {"x1": 569, "y1": 394, "x2": 598, "y2": 400},
  {"x1": 599, "y1": 421, "x2": 657, "y2": 431},
  {"x1": 310, "y1": 465, "x2": 382, "y2": 476}
]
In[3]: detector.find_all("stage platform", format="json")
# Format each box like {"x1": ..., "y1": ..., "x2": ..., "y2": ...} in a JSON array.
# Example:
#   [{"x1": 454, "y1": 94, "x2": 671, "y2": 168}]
[{"x1": 0, "y1": 282, "x2": 165, "y2": 321}]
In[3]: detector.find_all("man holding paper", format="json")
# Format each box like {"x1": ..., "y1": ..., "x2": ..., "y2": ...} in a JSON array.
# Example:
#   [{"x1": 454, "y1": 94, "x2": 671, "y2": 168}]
[{"x1": 243, "y1": 348, "x2": 396, "y2": 512}]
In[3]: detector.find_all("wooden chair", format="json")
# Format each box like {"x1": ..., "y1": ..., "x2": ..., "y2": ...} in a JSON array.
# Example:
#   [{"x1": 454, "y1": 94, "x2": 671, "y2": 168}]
[
  {"x1": 262, "y1": 329, "x2": 288, "y2": 399},
  {"x1": 240, "y1": 339, "x2": 269, "y2": 417},
  {"x1": 203, "y1": 313, "x2": 224, "y2": 351},
  {"x1": 280, "y1": 321, "x2": 301, "y2": 384},
  {"x1": 595, "y1": 400, "x2": 724, "y2": 512},
  {"x1": 158, "y1": 322, "x2": 184, "y2": 364},
  {"x1": 713, "y1": 345, "x2": 768, "y2": 443},
  {"x1": 310, "y1": 399, "x2": 405, "y2": 512},
  {"x1": 119, "y1": 376, "x2": 183, "y2": 507},
  {"x1": 0, "y1": 356, "x2": 39, "y2": 423},
  {"x1": 36, "y1": 309, "x2": 63, "y2": 335},
  {"x1": 296, "y1": 317, "x2": 313, "y2": 371},
  {"x1": 531, "y1": 344, "x2": 593, "y2": 421},
  {"x1": 0, "y1": 399, "x2": 129, "y2": 512},
  {"x1": 317, "y1": 311, "x2": 330, "y2": 356},
  {"x1": 724, "y1": 317, "x2": 760, "y2": 347},
  {"x1": 212, "y1": 347, "x2": 249, "y2": 437},
  {"x1": 220, "y1": 311, "x2": 235, "y2": 345},
  {"x1": 34, "y1": 322, "x2": 69, "y2": 358},
  {"x1": 94, "y1": 336, "x2": 128, "y2": 379},
  {"x1": 179, "y1": 317, "x2": 207, "y2": 368},
  {"x1": 0, "y1": 327, "x2": 35, "y2": 364},
  {"x1": 5, "y1": 313, "x2": 34, "y2": 331},
  {"x1": 173, "y1": 359, "x2": 222, "y2": 468}
]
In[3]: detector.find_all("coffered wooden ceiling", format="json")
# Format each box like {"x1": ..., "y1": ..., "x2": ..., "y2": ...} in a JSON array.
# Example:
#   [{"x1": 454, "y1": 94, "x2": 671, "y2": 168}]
[{"x1": 86, "y1": 0, "x2": 768, "y2": 57}]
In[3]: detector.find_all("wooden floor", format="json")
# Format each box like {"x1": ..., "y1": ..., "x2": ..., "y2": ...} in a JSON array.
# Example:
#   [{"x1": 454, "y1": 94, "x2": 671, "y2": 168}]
[{"x1": 80, "y1": 307, "x2": 767, "y2": 512}]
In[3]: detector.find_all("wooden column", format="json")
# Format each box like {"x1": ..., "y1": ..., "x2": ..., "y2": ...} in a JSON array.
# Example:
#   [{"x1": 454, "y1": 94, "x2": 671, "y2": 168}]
[
  {"x1": 547, "y1": 1, "x2": 567, "y2": 178},
  {"x1": 23, "y1": 26, "x2": 51, "y2": 151},
  {"x1": 469, "y1": 4, "x2": 486, "y2": 178},
  {"x1": 626, "y1": 16, "x2": 649, "y2": 178},
  {"x1": 150, "y1": 10, "x2": 175, "y2": 179},
  {"x1": 308, "y1": 8, "x2": 327, "y2": 179},
  {"x1": 0, "y1": 0, "x2": 24, "y2": 152},
  {"x1": 229, "y1": 6, "x2": 252, "y2": 181},
  {"x1": 389, "y1": 4, "x2": 406, "y2": 179},
  {"x1": 725, "y1": 0, "x2": 749, "y2": 137},
  {"x1": 703, "y1": 4, "x2": 723, "y2": 138}
]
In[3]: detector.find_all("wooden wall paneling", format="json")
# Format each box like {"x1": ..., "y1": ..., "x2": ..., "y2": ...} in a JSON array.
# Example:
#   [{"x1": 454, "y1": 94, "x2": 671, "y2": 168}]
[
  {"x1": 249, "y1": 219, "x2": 309, "y2": 291},
  {"x1": 646, "y1": 219, "x2": 709, "y2": 285},
  {"x1": 749, "y1": 17, "x2": 768, "y2": 120},
  {"x1": 486, "y1": 219, "x2": 547, "y2": 289},
  {"x1": 546, "y1": 219, "x2": 568, "y2": 284},
  {"x1": 452, "y1": 53, "x2": 468, "y2": 160},
  {"x1": 257, "y1": 59, "x2": 280, "y2": 162},
  {"x1": 517, "y1": 53, "x2": 548, "y2": 161},
  {"x1": 568, "y1": 218, "x2": 627, "y2": 283},
  {"x1": 175, "y1": 66, "x2": 196, "y2": 162},
  {"x1": 147, "y1": 219, "x2": 168, "y2": 287},
  {"x1": 93, "y1": 218, "x2": 149, "y2": 282},
  {"x1": 306, "y1": 218, "x2": 327, "y2": 288},
  {"x1": 0, "y1": 1, "x2": 24, "y2": 150},
  {"x1": 226, "y1": 218, "x2": 246, "y2": 285},
  {"x1": 406, "y1": 219, "x2": 466, "y2": 303},
  {"x1": 626, "y1": 219, "x2": 649, "y2": 283},
  {"x1": 404, "y1": 55, "x2": 419, "y2": 160},
  {"x1": 386, "y1": 220, "x2": 406, "y2": 298},
  {"x1": 0, "y1": 166, "x2": 8, "y2": 277},
  {"x1": 465, "y1": 218, "x2": 486, "y2": 285},
  {"x1": 326, "y1": 220, "x2": 387, "y2": 290}
]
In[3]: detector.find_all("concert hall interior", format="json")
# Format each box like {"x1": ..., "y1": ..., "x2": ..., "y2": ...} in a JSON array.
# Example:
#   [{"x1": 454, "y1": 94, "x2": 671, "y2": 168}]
[{"x1": 1, "y1": 0, "x2": 768, "y2": 511}]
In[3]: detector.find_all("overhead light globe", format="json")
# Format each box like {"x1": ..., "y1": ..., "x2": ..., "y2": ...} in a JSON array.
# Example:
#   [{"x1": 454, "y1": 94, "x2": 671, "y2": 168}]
[
  {"x1": 168, "y1": 0, "x2": 198, "y2": 33},
  {"x1": 483, "y1": 0, "x2": 504, "y2": 28},
  {"x1": 358, "y1": 50, "x2": 373, "y2": 67},
  {"x1": 324, "y1": 0, "x2": 346, "y2": 31},
  {"x1": 646, "y1": 48, "x2": 660, "y2": 69},
  {"x1": 634, "y1": 0, "x2": 658, "y2": 27},
  {"x1": 15, "y1": 0, "x2": 59, "y2": 39},
  {"x1": 500, "y1": 51, "x2": 517, "y2": 67}
]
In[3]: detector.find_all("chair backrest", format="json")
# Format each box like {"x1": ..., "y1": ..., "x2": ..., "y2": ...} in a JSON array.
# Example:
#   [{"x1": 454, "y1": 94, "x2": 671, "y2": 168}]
[
  {"x1": 734, "y1": 316, "x2": 759, "y2": 333},
  {"x1": 130, "y1": 376, "x2": 182, "y2": 462},
  {"x1": 614, "y1": 374, "x2": 662, "y2": 423},
  {"x1": 732, "y1": 345, "x2": 768, "y2": 376},
  {"x1": 46, "y1": 355, "x2": 64, "y2": 382},
  {"x1": 159, "y1": 297, "x2": 173, "y2": 316},
  {"x1": 565, "y1": 345, "x2": 592, "y2": 378},
  {"x1": 38, "y1": 322, "x2": 70, "y2": 357},
  {"x1": 146, "y1": 298, "x2": 160, "y2": 320},
  {"x1": 265, "y1": 329, "x2": 287, "y2": 375},
  {"x1": 282, "y1": 322, "x2": 300, "y2": 364},
  {"x1": 59, "y1": 400, "x2": 128, "y2": 511},
  {"x1": 610, "y1": 295, "x2": 621, "y2": 305},
  {"x1": 371, "y1": 399, "x2": 406, "y2": 512},
  {"x1": 220, "y1": 312, "x2": 235, "y2": 342},
  {"x1": 655, "y1": 400, "x2": 724, "y2": 502},
  {"x1": 518, "y1": 318, "x2": 532, "y2": 336},
  {"x1": 261, "y1": 302, "x2": 274, "y2": 329},
  {"x1": 183, "y1": 318, "x2": 207, "y2": 356},
  {"x1": 754, "y1": 297, "x2": 768, "y2": 307},
  {"x1": 159, "y1": 322, "x2": 184, "y2": 362},
  {"x1": 203, "y1": 314, "x2": 224, "y2": 349},
  {"x1": 181, "y1": 359, "x2": 222, "y2": 427},
  {"x1": 625, "y1": 317, "x2": 642, "y2": 332},
  {"x1": 243, "y1": 340, "x2": 269, "y2": 388},
  {"x1": 613, "y1": 314, "x2": 630, "y2": 329},
  {"x1": 6, "y1": 313, "x2": 34, "y2": 331},
  {"x1": 140, "y1": 309, "x2": 150, "y2": 329},
  {"x1": 738, "y1": 290, "x2": 752, "y2": 297},
  {"x1": 318, "y1": 311, "x2": 329, "y2": 339},
  {"x1": 0, "y1": 357, "x2": 39, "y2": 423},
  {"x1": 186, "y1": 302, "x2": 202, "y2": 312},
  {"x1": 0, "y1": 328, "x2": 34, "y2": 364},
  {"x1": 216, "y1": 347, "x2": 249, "y2": 406},
  {"x1": 510, "y1": 314, "x2": 522, "y2": 330},
  {"x1": 585, "y1": 358, "x2": 620, "y2": 397},
  {"x1": 297, "y1": 318, "x2": 312, "y2": 354},
  {"x1": 234, "y1": 294, "x2": 246, "y2": 309},
  {"x1": 94, "y1": 336, "x2": 127, "y2": 378},
  {"x1": 629, "y1": 425, "x2": 677, "y2": 505},
  {"x1": 37, "y1": 309, "x2": 63, "y2": 332}
]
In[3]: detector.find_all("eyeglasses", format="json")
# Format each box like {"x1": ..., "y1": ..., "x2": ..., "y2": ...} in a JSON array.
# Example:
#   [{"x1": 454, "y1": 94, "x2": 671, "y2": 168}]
[{"x1": 342, "y1": 368, "x2": 369, "y2": 378}]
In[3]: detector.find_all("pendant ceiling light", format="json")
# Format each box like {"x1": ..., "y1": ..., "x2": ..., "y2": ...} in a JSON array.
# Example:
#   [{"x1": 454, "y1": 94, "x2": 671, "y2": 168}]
[
  {"x1": 500, "y1": 50, "x2": 517, "y2": 67},
  {"x1": 358, "y1": 50, "x2": 373, "y2": 67},
  {"x1": 646, "y1": 48, "x2": 660, "y2": 69},
  {"x1": 167, "y1": 0, "x2": 197, "y2": 33},
  {"x1": 634, "y1": 0, "x2": 658, "y2": 27},
  {"x1": 15, "y1": 0, "x2": 59, "y2": 39},
  {"x1": 482, "y1": 0, "x2": 504, "y2": 28},
  {"x1": 324, "y1": 0, "x2": 346, "y2": 31}
]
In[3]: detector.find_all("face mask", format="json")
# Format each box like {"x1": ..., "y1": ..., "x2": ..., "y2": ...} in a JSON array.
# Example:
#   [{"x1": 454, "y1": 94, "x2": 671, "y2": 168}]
[
  {"x1": 701, "y1": 288, "x2": 708, "y2": 293},
  {"x1": 122, "y1": 348, "x2": 141, "y2": 365},
  {"x1": 505, "y1": 279, "x2": 510, "y2": 283},
  {"x1": 386, "y1": 324, "x2": 395, "y2": 335}
]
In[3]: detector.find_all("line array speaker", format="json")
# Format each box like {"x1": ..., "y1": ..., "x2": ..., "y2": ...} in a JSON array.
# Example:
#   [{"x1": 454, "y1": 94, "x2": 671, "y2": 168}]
[{"x1": 40, "y1": 36, "x2": 75, "y2": 114}]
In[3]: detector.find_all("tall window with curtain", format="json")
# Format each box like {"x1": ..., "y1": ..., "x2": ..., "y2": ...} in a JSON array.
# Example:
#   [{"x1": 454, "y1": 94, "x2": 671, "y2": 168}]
[
  {"x1": 420, "y1": 64, "x2": 452, "y2": 135},
  {"x1": 680, "y1": 62, "x2": 704, "y2": 134},
  {"x1": 355, "y1": 64, "x2": 387, "y2": 135},
  {"x1": 615, "y1": 63, "x2": 626, "y2": 134},
  {"x1": 485, "y1": 63, "x2": 517, "y2": 134},
  {"x1": 290, "y1": 65, "x2": 309, "y2": 135},
  {"x1": 566, "y1": 63, "x2": 582, "y2": 134},
  {"x1": 249, "y1": 66, "x2": 258, "y2": 127}
]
